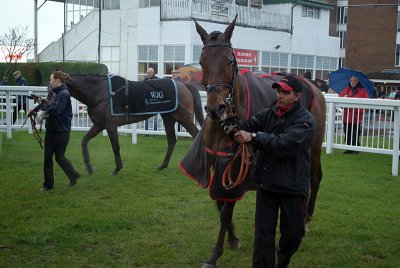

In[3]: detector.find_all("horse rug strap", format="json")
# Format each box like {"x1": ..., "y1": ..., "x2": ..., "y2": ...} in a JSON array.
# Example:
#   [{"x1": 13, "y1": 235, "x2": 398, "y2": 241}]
[{"x1": 109, "y1": 75, "x2": 178, "y2": 116}]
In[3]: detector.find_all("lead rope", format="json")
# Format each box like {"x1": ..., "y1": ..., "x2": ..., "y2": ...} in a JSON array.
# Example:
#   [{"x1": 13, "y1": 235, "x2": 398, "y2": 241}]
[{"x1": 221, "y1": 142, "x2": 250, "y2": 190}]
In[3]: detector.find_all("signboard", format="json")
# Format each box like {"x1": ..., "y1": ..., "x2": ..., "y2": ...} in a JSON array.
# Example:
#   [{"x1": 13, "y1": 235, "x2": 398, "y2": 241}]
[
  {"x1": 0, "y1": 46, "x2": 28, "y2": 62},
  {"x1": 233, "y1": 48, "x2": 258, "y2": 66}
]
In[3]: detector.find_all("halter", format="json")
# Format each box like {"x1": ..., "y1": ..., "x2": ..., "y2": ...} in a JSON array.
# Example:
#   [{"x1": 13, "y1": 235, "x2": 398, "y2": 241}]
[{"x1": 201, "y1": 42, "x2": 238, "y2": 114}]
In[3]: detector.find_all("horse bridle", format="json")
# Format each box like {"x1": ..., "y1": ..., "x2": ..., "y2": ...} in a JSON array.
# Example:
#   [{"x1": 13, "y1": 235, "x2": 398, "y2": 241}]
[{"x1": 201, "y1": 42, "x2": 238, "y2": 114}]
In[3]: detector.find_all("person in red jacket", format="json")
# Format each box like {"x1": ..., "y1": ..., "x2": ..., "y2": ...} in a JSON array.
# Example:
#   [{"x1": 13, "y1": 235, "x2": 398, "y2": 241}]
[{"x1": 339, "y1": 76, "x2": 369, "y2": 154}]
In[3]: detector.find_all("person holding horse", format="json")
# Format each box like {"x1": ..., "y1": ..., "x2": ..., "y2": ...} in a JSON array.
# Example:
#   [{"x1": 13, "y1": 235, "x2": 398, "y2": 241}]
[
  {"x1": 34, "y1": 71, "x2": 80, "y2": 191},
  {"x1": 339, "y1": 75, "x2": 369, "y2": 154},
  {"x1": 223, "y1": 75, "x2": 315, "y2": 268}
]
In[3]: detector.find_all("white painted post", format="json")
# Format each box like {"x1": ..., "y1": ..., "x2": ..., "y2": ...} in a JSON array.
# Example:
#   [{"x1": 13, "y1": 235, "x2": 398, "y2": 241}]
[
  {"x1": 325, "y1": 102, "x2": 335, "y2": 154},
  {"x1": 392, "y1": 106, "x2": 399, "y2": 176},
  {"x1": 5, "y1": 91, "x2": 12, "y2": 139},
  {"x1": 131, "y1": 123, "x2": 137, "y2": 144}
]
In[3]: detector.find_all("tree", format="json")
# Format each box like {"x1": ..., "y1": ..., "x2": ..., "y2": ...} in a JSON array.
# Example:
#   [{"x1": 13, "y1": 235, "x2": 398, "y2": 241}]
[{"x1": 0, "y1": 26, "x2": 34, "y2": 79}]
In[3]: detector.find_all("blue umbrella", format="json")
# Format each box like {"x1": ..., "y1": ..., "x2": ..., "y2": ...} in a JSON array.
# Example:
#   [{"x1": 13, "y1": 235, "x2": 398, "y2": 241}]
[{"x1": 328, "y1": 68, "x2": 375, "y2": 98}]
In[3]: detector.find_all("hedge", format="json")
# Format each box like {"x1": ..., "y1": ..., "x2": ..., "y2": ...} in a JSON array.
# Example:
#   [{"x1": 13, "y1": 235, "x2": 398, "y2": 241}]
[{"x1": 0, "y1": 62, "x2": 108, "y2": 86}]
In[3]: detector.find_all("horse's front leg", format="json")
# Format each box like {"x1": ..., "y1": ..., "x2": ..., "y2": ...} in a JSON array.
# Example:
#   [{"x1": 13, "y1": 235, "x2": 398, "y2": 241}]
[
  {"x1": 216, "y1": 200, "x2": 241, "y2": 249},
  {"x1": 203, "y1": 201, "x2": 237, "y2": 268},
  {"x1": 81, "y1": 125, "x2": 103, "y2": 174},
  {"x1": 106, "y1": 126, "x2": 123, "y2": 176},
  {"x1": 157, "y1": 116, "x2": 176, "y2": 170}
]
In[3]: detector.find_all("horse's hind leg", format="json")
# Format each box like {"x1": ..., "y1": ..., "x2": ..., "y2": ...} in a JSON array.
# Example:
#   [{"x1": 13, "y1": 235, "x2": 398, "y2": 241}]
[
  {"x1": 82, "y1": 125, "x2": 103, "y2": 174},
  {"x1": 106, "y1": 126, "x2": 123, "y2": 176},
  {"x1": 203, "y1": 201, "x2": 237, "y2": 268},
  {"x1": 157, "y1": 118, "x2": 176, "y2": 170}
]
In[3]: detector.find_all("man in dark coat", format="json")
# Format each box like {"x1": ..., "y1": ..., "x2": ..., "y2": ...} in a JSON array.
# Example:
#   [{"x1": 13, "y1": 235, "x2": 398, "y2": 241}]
[
  {"x1": 12, "y1": 70, "x2": 28, "y2": 124},
  {"x1": 224, "y1": 75, "x2": 315, "y2": 268}
]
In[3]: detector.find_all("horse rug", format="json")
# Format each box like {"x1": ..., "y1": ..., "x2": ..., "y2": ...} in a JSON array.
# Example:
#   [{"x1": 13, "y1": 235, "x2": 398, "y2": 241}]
[
  {"x1": 109, "y1": 76, "x2": 178, "y2": 115},
  {"x1": 179, "y1": 70, "x2": 316, "y2": 202}
]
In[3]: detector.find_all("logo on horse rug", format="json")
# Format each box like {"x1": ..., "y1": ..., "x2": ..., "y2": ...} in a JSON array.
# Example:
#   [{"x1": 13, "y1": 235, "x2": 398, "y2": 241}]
[{"x1": 109, "y1": 75, "x2": 178, "y2": 115}]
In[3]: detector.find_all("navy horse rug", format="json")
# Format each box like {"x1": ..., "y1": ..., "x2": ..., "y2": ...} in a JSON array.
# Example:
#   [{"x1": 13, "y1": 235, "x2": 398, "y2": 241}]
[{"x1": 109, "y1": 75, "x2": 178, "y2": 115}]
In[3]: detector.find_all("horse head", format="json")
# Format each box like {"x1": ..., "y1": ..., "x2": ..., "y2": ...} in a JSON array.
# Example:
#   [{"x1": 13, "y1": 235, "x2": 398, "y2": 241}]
[{"x1": 195, "y1": 15, "x2": 239, "y2": 122}]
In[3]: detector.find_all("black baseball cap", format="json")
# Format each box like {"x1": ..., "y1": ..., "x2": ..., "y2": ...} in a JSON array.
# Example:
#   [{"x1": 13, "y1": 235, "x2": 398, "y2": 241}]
[{"x1": 272, "y1": 76, "x2": 302, "y2": 93}]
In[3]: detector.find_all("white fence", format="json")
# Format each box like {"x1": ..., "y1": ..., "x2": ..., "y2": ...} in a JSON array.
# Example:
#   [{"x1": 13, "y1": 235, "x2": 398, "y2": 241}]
[{"x1": 1, "y1": 86, "x2": 399, "y2": 176}]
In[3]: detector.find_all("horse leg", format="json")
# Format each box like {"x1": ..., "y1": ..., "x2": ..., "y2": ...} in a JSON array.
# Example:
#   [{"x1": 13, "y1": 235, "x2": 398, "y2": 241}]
[
  {"x1": 106, "y1": 126, "x2": 123, "y2": 176},
  {"x1": 203, "y1": 201, "x2": 237, "y2": 268},
  {"x1": 305, "y1": 149, "x2": 323, "y2": 231},
  {"x1": 82, "y1": 125, "x2": 103, "y2": 174},
  {"x1": 216, "y1": 201, "x2": 241, "y2": 249},
  {"x1": 157, "y1": 119, "x2": 176, "y2": 170}
]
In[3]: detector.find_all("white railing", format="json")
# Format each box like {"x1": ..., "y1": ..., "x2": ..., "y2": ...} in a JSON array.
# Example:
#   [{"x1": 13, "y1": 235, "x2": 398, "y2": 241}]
[
  {"x1": 160, "y1": 0, "x2": 291, "y2": 32},
  {"x1": 1, "y1": 87, "x2": 399, "y2": 176}
]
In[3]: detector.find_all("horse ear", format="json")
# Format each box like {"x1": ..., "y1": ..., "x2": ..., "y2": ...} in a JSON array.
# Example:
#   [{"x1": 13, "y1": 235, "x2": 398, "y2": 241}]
[
  {"x1": 224, "y1": 14, "x2": 238, "y2": 41},
  {"x1": 194, "y1": 18, "x2": 209, "y2": 44}
]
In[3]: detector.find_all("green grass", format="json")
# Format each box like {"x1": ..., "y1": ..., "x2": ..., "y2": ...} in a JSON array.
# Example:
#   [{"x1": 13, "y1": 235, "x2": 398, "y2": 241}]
[{"x1": 0, "y1": 131, "x2": 399, "y2": 268}]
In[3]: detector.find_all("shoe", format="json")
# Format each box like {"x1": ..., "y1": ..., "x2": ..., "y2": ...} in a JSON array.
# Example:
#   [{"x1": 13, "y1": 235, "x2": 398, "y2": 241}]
[
  {"x1": 69, "y1": 174, "x2": 80, "y2": 187},
  {"x1": 40, "y1": 187, "x2": 52, "y2": 192}
]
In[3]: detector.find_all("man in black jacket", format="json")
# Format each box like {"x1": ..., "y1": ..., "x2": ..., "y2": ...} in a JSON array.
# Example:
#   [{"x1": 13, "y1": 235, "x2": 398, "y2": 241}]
[
  {"x1": 226, "y1": 75, "x2": 315, "y2": 268},
  {"x1": 36, "y1": 71, "x2": 80, "y2": 191},
  {"x1": 12, "y1": 70, "x2": 28, "y2": 124}
]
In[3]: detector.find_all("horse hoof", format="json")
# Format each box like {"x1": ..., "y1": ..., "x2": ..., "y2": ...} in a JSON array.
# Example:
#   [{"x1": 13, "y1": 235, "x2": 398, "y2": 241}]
[
  {"x1": 228, "y1": 239, "x2": 241, "y2": 249},
  {"x1": 110, "y1": 170, "x2": 119, "y2": 176},
  {"x1": 202, "y1": 263, "x2": 217, "y2": 268},
  {"x1": 156, "y1": 165, "x2": 167, "y2": 171}
]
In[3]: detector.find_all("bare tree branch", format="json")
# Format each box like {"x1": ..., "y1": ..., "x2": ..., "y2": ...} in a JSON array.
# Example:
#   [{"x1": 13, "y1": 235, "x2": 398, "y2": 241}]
[{"x1": 0, "y1": 26, "x2": 34, "y2": 78}]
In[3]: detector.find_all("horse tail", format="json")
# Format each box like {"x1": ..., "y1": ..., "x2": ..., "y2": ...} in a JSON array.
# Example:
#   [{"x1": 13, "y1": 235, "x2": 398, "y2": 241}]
[{"x1": 185, "y1": 83, "x2": 204, "y2": 126}]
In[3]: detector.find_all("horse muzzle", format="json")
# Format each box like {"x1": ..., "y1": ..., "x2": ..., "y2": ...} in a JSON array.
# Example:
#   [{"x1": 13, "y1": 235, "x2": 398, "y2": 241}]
[{"x1": 205, "y1": 104, "x2": 227, "y2": 121}]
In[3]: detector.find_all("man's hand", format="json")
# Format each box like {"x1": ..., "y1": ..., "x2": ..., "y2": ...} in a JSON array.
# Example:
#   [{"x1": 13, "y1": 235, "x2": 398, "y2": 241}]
[{"x1": 234, "y1": 130, "x2": 252, "y2": 144}]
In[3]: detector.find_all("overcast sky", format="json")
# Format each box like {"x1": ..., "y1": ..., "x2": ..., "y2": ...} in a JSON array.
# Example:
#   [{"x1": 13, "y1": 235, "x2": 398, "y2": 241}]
[{"x1": 1, "y1": 0, "x2": 64, "y2": 58}]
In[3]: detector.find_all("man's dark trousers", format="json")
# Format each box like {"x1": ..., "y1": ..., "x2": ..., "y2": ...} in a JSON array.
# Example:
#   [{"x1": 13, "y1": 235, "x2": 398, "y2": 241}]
[{"x1": 253, "y1": 190, "x2": 306, "y2": 268}]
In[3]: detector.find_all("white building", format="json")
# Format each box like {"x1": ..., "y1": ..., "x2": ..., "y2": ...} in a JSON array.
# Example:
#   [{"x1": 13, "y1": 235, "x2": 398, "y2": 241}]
[{"x1": 39, "y1": 0, "x2": 340, "y2": 81}]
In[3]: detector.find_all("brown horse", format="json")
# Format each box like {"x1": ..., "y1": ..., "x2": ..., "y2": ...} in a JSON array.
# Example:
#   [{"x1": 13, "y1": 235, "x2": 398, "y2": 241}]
[
  {"x1": 65, "y1": 74, "x2": 203, "y2": 175},
  {"x1": 180, "y1": 16, "x2": 326, "y2": 267}
]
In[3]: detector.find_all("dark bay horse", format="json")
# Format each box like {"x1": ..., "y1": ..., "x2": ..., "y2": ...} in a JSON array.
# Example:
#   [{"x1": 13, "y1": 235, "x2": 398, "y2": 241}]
[
  {"x1": 66, "y1": 74, "x2": 203, "y2": 175},
  {"x1": 180, "y1": 17, "x2": 326, "y2": 267}
]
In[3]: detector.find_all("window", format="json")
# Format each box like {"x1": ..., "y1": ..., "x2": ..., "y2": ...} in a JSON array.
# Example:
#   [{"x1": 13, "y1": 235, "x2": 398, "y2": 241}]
[
  {"x1": 396, "y1": 44, "x2": 400, "y2": 66},
  {"x1": 261, "y1": 52, "x2": 289, "y2": 73},
  {"x1": 193, "y1": 45, "x2": 202, "y2": 63},
  {"x1": 164, "y1": 46, "x2": 185, "y2": 77},
  {"x1": 140, "y1": 0, "x2": 160, "y2": 8},
  {"x1": 290, "y1": 54, "x2": 314, "y2": 77},
  {"x1": 315, "y1": 56, "x2": 338, "y2": 80},
  {"x1": 138, "y1": 45, "x2": 158, "y2": 80},
  {"x1": 236, "y1": 0, "x2": 248, "y2": 6},
  {"x1": 302, "y1": 5, "x2": 320, "y2": 19},
  {"x1": 103, "y1": 0, "x2": 119, "y2": 9},
  {"x1": 101, "y1": 46, "x2": 120, "y2": 74},
  {"x1": 398, "y1": 11, "x2": 400, "y2": 32},
  {"x1": 338, "y1": 31, "x2": 347, "y2": 49},
  {"x1": 337, "y1": 6, "x2": 348, "y2": 24}
]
